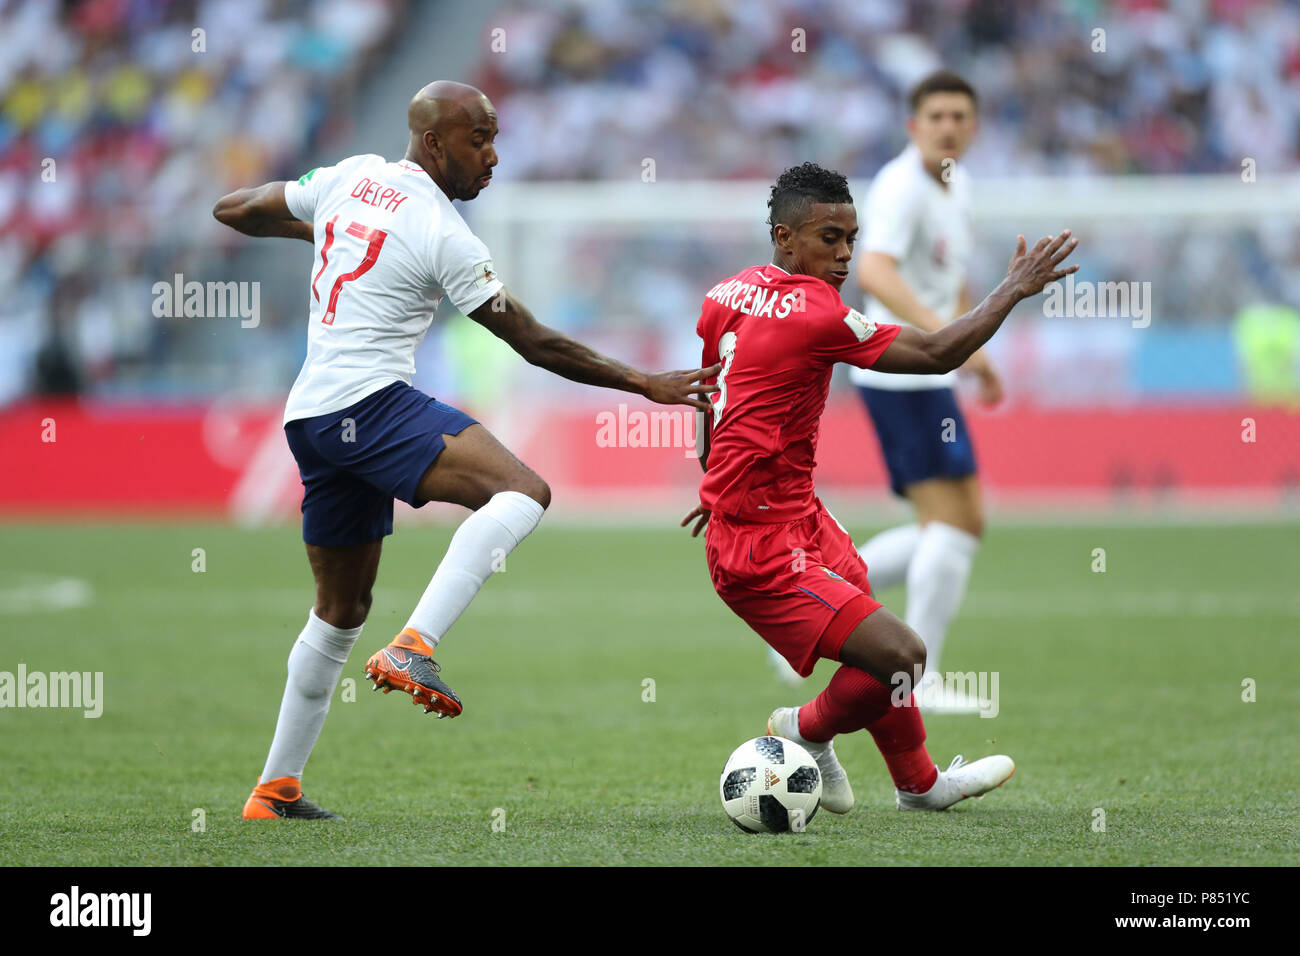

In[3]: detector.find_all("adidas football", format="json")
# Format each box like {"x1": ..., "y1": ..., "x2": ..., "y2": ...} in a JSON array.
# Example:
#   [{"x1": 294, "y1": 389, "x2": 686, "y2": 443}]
[{"x1": 719, "y1": 735, "x2": 822, "y2": 833}]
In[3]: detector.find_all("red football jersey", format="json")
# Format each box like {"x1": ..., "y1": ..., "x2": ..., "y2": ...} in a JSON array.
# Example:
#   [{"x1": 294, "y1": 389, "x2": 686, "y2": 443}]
[{"x1": 697, "y1": 264, "x2": 900, "y2": 522}]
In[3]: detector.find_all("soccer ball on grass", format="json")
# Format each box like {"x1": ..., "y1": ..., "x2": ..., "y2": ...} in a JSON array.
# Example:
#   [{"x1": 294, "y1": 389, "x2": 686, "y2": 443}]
[{"x1": 719, "y1": 735, "x2": 821, "y2": 833}]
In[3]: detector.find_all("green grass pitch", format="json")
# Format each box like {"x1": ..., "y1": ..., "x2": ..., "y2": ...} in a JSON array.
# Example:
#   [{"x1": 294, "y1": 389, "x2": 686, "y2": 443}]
[{"x1": 1, "y1": 517, "x2": 1296, "y2": 865}]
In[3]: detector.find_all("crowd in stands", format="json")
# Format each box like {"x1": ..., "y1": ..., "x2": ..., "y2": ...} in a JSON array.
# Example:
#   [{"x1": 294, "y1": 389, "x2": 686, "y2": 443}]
[
  {"x1": 0, "y1": 0, "x2": 402, "y2": 402},
  {"x1": 475, "y1": 0, "x2": 1300, "y2": 181},
  {"x1": 2, "y1": 0, "x2": 1296, "y2": 403}
]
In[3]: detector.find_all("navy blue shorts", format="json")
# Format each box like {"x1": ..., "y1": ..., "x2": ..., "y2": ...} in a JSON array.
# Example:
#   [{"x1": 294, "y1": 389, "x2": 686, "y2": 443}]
[
  {"x1": 284, "y1": 382, "x2": 478, "y2": 547},
  {"x1": 856, "y1": 385, "x2": 977, "y2": 497}
]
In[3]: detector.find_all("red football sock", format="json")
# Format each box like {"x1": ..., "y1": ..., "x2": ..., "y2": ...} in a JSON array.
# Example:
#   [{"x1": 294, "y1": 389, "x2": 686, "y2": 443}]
[
  {"x1": 798, "y1": 665, "x2": 938, "y2": 793},
  {"x1": 867, "y1": 703, "x2": 937, "y2": 794},
  {"x1": 797, "y1": 665, "x2": 893, "y2": 742}
]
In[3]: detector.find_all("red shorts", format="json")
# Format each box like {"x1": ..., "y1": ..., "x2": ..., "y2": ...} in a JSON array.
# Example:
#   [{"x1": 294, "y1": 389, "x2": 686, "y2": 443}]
[{"x1": 704, "y1": 502, "x2": 882, "y2": 677}]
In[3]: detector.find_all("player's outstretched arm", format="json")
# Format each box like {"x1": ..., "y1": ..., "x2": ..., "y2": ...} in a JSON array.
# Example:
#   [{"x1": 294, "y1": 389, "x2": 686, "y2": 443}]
[
  {"x1": 872, "y1": 230, "x2": 1078, "y2": 375},
  {"x1": 212, "y1": 182, "x2": 313, "y2": 243},
  {"x1": 863, "y1": 252, "x2": 1002, "y2": 403},
  {"x1": 468, "y1": 288, "x2": 721, "y2": 411}
]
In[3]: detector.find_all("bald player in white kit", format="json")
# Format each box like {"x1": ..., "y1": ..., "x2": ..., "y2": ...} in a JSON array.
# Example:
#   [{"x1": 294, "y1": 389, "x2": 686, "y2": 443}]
[{"x1": 214, "y1": 81, "x2": 719, "y2": 819}]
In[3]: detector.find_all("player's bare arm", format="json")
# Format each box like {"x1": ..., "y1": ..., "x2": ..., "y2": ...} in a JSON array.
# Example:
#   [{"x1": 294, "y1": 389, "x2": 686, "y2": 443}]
[
  {"x1": 680, "y1": 409, "x2": 711, "y2": 535},
  {"x1": 212, "y1": 182, "x2": 313, "y2": 243},
  {"x1": 408, "y1": 83, "x2": 719, "y2": 409},
  {"x1": 694, "y1": 406, "x2": 711, "y2": 474},
  {"x1": 680, "y1": 503, "x2": 710, "y2": 536},
  {"x1": 468, "y1": 288, "x2": 721, "y2": 410},
  {"x1": 857, "y1": 250, "x2": 950, "y2": 333},
  {"x1": 861, "y1": 252, "x2": 1001, "y2": 403},
  {"x1": 955, "y1": 286, "x2": 1003, "y2": 405},
  {"x1": 872, "y1": 230, "x2": 1078, "y2": 375}
]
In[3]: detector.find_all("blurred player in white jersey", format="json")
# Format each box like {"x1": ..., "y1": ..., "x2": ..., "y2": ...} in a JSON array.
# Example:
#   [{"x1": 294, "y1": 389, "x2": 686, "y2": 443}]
[
  {"x1": 850, "y1": 71, "x2": 998, "y2": 712},
  {"x1": 214, "y1": 81, "x2": 718, "y2": 819},
  {"x1": 770, "y1": 72, "x2": 996, "y2": 712}
]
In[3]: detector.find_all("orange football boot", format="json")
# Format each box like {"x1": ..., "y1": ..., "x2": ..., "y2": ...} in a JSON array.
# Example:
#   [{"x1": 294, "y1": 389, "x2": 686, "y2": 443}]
[
  {"x1": 242, "y1": 775, "x2": 340, "y2": 820},
  {"x1": 363, "y1": 628, "x2": 463, "y2": 717}
]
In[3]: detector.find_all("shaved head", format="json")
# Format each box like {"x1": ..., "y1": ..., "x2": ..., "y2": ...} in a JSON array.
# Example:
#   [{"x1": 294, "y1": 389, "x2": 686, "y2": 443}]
[
  {"x1": 408, "y1": 81, "x2": 492, "y2": 138},
  {"x1": 405, "y1": 81, "x2": 499, "y2": 201}
]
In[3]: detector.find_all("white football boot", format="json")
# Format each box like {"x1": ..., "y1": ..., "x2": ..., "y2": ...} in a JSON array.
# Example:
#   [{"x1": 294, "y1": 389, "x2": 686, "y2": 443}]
[
  {"x1": 896, "y1": 754, "x2": 1015, "y2": 811},
  {"x1": 766, "y1": 646, "x2": 806, "y2": 687},
  {"x1": 911, "y1": 671, "x2": 984, "y2": 715},
  {"x1": 767, "y1": 706, "x2": 854, "y2": 813}
]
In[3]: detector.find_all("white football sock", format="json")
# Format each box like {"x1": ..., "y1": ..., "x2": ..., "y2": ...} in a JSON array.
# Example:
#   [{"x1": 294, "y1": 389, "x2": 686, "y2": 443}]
[
  {"x1": 857, "y1": 523, "x2": 920, "y2": 591},
  {"x1": 405, "y1": 491, "x2": 544, "y2": 648},
  {"x1": 261, "y1": 610, "x2": 362, "y2": 783},
  {"x1": 905, "y1": 522, "x2": 979, "y2": 678}
]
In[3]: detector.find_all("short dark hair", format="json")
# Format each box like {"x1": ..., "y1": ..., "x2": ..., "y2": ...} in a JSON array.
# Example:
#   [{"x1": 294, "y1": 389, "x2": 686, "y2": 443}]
[
  {"x1": 767, "y1": 162, "x2": 853, "y2": 243},
  {"x1": 909, "y1": 70, "x2": 978, "y2": 113}
]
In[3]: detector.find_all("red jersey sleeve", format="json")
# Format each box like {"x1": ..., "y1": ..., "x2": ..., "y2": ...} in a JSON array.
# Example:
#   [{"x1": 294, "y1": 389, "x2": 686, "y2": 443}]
[
  {"x1": 802, "y1": 281, "x2": 901, "y2": 369},
  {"x1": 697, "y1": 308, "x2": 720, "y2": 370}
]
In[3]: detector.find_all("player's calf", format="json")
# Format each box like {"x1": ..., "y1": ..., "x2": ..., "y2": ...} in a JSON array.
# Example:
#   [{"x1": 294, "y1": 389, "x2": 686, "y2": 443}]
[
  {"x1": 305, "y1": 538, "x2": 382, "y2": 630},
  {"x1": 312, "y1": 597, "x2": 371, "y2": 631}
]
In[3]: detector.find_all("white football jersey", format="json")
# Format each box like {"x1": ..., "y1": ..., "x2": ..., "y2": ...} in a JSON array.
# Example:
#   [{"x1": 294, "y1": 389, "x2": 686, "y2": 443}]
[
  {"x1": 281, "y1": 154, "x2": 504, "y2": 424},
  {"x1": 849, "y1": 144, "x2": 972, "y2": 390}
]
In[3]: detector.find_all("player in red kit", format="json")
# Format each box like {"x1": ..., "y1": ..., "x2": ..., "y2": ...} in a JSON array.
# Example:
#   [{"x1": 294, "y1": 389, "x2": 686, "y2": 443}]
[{"x1": 683, "y1": 163, "x2": 1078, "y2": 813}]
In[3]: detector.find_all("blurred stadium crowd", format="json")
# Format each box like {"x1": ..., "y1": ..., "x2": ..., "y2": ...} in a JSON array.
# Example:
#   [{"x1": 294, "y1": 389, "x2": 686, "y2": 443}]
[
  {"x1": 1, "y1": 0, "x2": 1298, "y2": 404},
  {"x1": 0, "y1": 0, "x2": 404, "y2": 403},
  {"x1": 477, "y1": 0, "x2": 1300, "y2": 180}
]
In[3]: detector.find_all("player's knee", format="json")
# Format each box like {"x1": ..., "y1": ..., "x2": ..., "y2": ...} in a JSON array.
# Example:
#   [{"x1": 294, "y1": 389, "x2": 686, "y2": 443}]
[
  {"x1": 534, "y1": 480, "x2": 552, "y2": 510},
  {"x1": 315, "y1": 598, "x2": 369, "y2": 630},
  {"x1": 513, "y1": 474, "x2": 550, "y2": 510},
  {"x1": 896, "y1": 630, "x2": 927, "y2": 678},
  {"x1": 959, "y1": 487, "x2": 985, "y2": 538}
]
